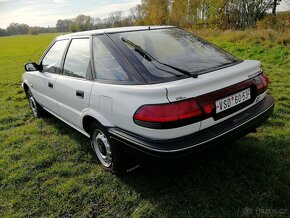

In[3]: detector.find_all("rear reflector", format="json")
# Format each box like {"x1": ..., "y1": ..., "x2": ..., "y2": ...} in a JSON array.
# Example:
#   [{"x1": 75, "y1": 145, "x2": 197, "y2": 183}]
[{"x1": 133, "y1": 98, "x2": 203, "y2": 128}]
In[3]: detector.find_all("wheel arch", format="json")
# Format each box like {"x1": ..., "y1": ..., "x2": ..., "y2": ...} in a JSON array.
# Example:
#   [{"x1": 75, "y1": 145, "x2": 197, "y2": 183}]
[
  {"x1": 82, "y1": 110, "x2": 114, "y2": 134},
  {"x1": 23, "y1": 82, "x2": 29, "y2": 96},
  {"x1": 82, "y1": 116, "x2": 99, "y2": 134}
]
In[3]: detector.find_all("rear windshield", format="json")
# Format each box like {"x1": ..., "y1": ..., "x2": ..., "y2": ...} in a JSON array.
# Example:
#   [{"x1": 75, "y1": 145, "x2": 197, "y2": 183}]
[{"x1": 111, "y1": 28, "x2": 240, "y2": 83}]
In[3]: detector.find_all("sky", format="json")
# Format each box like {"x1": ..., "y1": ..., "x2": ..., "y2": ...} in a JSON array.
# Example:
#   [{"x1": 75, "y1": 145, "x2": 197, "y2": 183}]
[
  {"x1": 0, "y1": 0, "x2": 140, "y2": 28},
  {"x1": 0, "y1": 0, "x2": 289, "y2": 29}
]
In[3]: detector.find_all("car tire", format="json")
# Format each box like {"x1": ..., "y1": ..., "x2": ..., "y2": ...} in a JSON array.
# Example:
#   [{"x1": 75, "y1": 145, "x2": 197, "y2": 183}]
[
  {"x1": 90, "y1": 122, "x2": 128, "y2": 174},
  {"x1": 26, "y1": 89, "x2": 45, "y2": 118}
]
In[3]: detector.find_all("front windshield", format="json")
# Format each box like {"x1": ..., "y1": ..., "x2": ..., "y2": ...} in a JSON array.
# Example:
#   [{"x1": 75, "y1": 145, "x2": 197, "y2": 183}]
[{"x1": 112, "y1": 28, "x2": 240, "y2": 82}]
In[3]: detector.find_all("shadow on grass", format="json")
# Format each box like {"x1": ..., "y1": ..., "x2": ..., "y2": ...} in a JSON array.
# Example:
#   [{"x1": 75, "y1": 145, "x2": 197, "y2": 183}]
[
  {"x1": 120, "y1": 137, "x2": 289, "y2": 216},
  {"x1": 43, "y1": 115, "x2": 289, "y2": 217},
  {"x1": 42, "y1": 114, "x2": 94, "y2": 160}
]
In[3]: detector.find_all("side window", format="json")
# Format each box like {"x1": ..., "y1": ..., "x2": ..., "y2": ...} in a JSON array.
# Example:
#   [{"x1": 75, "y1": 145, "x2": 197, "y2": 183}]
[
  {"x1": 93, "y1": 36, "x2": 132, "y2": 82},
  {"x1": 63, "y1": 38, "x2": 90, "y2": 79},
  {"x1": 42, "y1": 40, "x2": 68, "y2": 74}
]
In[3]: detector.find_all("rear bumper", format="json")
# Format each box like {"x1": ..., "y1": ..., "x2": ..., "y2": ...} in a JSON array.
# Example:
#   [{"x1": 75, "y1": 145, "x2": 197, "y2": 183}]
[{"x1": 109, "y1": 95, "x2": 275, "y2": 158}]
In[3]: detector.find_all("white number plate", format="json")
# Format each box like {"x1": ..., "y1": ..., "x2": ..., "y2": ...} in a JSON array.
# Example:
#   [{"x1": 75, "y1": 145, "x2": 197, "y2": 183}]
[{"x1": 215, "y1": 88, "x2": 251, "y2": 114}]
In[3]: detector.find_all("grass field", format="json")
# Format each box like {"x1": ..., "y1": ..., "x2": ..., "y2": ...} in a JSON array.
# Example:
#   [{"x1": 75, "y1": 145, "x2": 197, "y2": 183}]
[{"x1": 0, "y1": 30, "x2": 289, "y2": 217}]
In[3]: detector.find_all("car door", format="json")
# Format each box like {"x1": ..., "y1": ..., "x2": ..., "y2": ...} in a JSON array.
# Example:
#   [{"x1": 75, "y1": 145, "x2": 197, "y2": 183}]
[
  {"x1": 32, "y1": 39, "x2": 69, "y2": 113},
  {"x1": 54, "y1": 37, "x2": 93, "y2": 128}
]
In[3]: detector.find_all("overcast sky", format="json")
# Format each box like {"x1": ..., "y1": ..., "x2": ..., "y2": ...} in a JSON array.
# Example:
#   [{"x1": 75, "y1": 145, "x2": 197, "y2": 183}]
[
  {"x1": 0, "y1": 0, "x2": 289, "y2": 28},
  {"x1": 0, "y1": 0, "x2": 140, "y2": 28}
]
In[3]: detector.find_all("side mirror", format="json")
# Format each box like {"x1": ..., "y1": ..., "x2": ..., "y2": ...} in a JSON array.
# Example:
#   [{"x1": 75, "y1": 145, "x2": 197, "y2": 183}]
[{"x1": 24, "y1": 62, "x2": 43, "y2": 72}]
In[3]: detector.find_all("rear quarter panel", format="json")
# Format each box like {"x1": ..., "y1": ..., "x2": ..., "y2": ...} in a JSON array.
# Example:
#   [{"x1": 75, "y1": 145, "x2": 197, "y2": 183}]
[{"x1": 90, "y1": 82, "x2": 201, "y2": 140}]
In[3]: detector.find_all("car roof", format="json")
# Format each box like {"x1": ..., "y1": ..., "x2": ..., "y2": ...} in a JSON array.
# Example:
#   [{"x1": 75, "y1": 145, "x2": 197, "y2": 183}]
[{"x1": 56, "y1": 25, "x2": 176, "y2": 40}]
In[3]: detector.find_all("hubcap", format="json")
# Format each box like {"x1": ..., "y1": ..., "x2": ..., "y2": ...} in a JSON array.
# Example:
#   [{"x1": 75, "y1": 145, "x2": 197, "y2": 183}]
[
  {"x1": 29, "y1": 95, "x2": 37, "y2": 116},
  {"x1": 93, "y1": 130, "x2": 112, "y2": 167}
]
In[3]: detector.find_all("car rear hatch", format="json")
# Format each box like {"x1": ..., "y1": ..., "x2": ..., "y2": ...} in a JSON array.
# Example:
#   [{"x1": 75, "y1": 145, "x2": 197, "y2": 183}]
[{"x1": 164, "y1": 60, "x2": 269, "y2": 130}]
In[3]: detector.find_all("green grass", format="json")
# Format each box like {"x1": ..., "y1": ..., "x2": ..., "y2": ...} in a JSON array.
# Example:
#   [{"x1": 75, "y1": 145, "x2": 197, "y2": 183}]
[{"x1": 0, "y1": 31, "x2": 289, "y2": 217}]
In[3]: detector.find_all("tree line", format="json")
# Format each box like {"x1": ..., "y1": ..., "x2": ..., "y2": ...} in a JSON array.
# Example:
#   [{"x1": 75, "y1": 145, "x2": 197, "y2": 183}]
[
  {"x1": 136, "y1": 0, "x2": 284, "y2": 29},
  {"x1": 55, "y1": 0, "x2": 286, "y2": 32},
  {"x1": 0, "y1": 0, "x2": 288, "y2": 36},
  {"x1": 56, "y1": 11, "x2": 135, "y2": 33},
  {"x1": 0, "y1": 23, "x2": 56, "y2": 36}
]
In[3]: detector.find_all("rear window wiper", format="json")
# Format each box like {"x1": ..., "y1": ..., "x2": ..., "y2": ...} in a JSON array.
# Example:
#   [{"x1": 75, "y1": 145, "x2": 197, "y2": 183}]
[{"x1": 121, "y1": 37, "x2": 198, "y2": 78}]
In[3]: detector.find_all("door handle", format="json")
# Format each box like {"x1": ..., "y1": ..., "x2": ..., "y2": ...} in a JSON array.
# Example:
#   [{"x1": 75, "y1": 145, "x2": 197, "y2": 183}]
[
  {"x1": 48, "y1": 82, "x2": 53, "y2": 88},
  {"x1": 76, "y1": 90, "x2": 84, "y2": 99}
]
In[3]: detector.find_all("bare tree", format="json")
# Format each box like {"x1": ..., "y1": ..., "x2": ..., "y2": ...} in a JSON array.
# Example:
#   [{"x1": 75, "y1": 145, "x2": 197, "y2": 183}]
[
  {"x1": 272, "y1": 0, "x2": 282, "y2": 14},
  {"x1": 109, "y1": 11, "x2": 124, "y2": 27},
  {"x1": 130, "y1": 4, "x2": 145, "y2": 22},
  {"x1": 223, "y1": 0, "x2": 275, "y2": 28}
]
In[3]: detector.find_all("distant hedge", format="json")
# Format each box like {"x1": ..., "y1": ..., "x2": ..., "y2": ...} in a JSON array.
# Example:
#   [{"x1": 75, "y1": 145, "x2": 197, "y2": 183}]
[{"x1": 256, "y1": 11, "x2": 290, "y2": 31}]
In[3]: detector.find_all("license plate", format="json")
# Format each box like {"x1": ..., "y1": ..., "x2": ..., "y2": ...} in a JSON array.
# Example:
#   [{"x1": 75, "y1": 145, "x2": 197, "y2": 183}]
[{"x1": 215, "y1": 88, "x2": 251, "y2": 114}]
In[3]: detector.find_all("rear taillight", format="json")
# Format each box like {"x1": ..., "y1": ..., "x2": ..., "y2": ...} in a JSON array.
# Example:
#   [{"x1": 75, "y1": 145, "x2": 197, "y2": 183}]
[
  {"x1": 256, "y1": 73, "x2": 270, "y2": 95},
  {"x1": 196, "y1": 98, "x2": 215, "y2": 118},
  {"x1": 134, "y1": 72, "x2": 270, "y2": 129},
  {"x1": 133, "y1": 98, "x2": 203, "y2": 129},
  {"x1": 259, "y1": 73, "x2": 270, "y2": 90}
]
